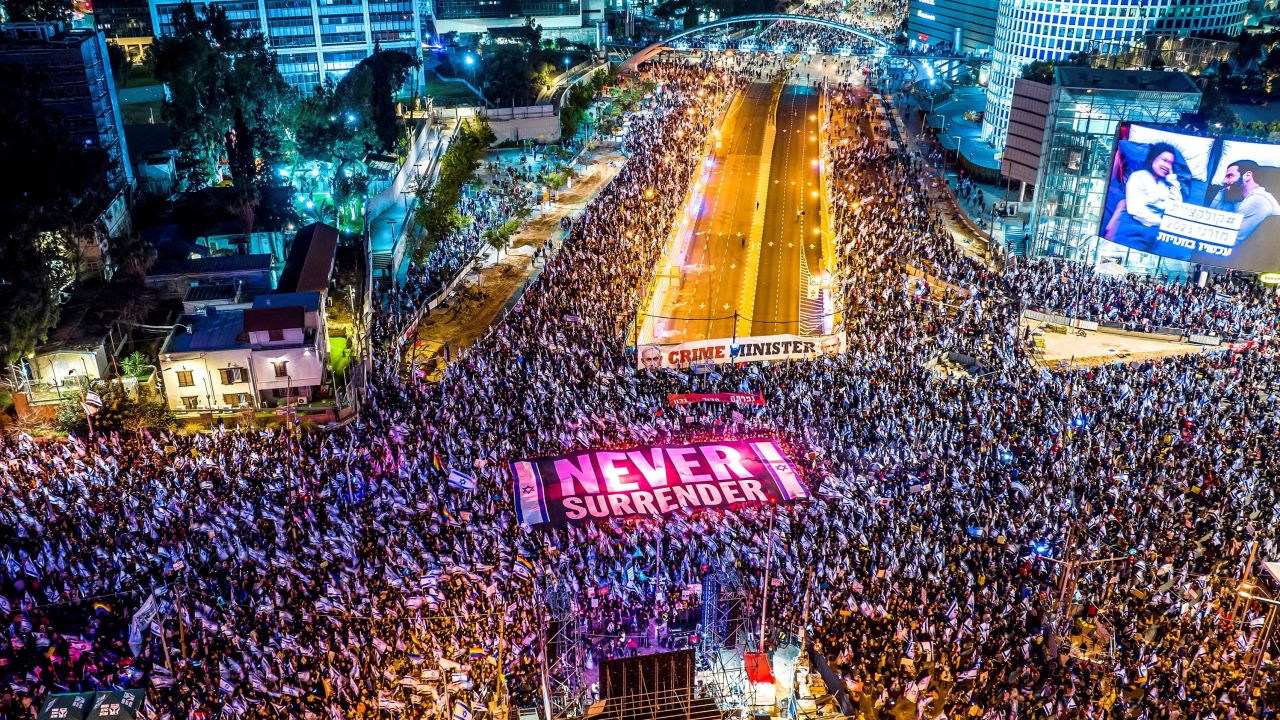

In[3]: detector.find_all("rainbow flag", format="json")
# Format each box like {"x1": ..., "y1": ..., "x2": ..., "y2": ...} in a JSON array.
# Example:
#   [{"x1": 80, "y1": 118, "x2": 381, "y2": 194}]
[
  {"x1": 468, "y1": 647, "x2": 486, "y2": 660},
  {"x1": 433, "y1": 452, "x2": 445, "y2": 472},
  {"x1": 92, "y1": 601, "x2": 113, "y2": 615}
]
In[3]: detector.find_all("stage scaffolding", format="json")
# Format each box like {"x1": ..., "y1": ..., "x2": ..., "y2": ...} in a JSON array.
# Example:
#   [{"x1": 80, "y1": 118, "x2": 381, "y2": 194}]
[
  {"x1": 544, "y1": 563, "x2": 751, "y2": 720},
  {"x1": 699, "y1": 564, "x2": 749, "y2": 713},
  {"x1": 543, "y1": 584, "x2": 589, "y2": 720}
]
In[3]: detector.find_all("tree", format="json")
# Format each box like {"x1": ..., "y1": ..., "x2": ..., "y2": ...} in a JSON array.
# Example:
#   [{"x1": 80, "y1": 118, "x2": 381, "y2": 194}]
[
  {"x1": 107, "y1": 41, "x2": 133, "y2": 87},
  {"x1": 0, "y1": 68, "x2": 110, "y2": 363},
  {"x1": 56, "y1": 382, "x2": 175, "y2": 434},
  {"x1": 225, "y1": 107, "x2": 260, "y2": 232},
  {"x1": 479, "y1": 44, "x2": 541, "y2": 107},
  {"x1": 150, "y1": 2, "x2": 294, "y2": 189},
  {"x1": 483, "y1": 219, "x2": 520, "y2": 258},
  {"x1": 412, "y1": 118, "x2": 494, "y2": 262},
  {"x1": 1187, "y1": 75, "x2": 1238, "y2": 131},
  {"x1": 120, "y1": 351, "x2": 149, "y2": 378},
  {"x1": 561, "y1": 82, "x2": 595, "y2": 139},
  {"x1": 293, "y1": 49, "x2": 418, "y2": 164}
]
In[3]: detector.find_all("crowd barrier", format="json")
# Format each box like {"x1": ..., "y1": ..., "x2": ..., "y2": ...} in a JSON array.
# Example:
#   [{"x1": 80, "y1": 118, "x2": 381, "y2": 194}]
[
  {"x1": 1025, "y1": 310, "x2": 1228, "y2": 346},
  {"x1": 1022, "y1": 310, "x2": 1099, "y2": 332},
  {"x1": 399, "y1": 253, "x2": 484, "y2": 345}
]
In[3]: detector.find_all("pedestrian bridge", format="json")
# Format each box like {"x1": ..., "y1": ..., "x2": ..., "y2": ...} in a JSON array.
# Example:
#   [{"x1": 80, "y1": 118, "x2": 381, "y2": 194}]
[{"x1": 617, "y1": 14, "x2": 893, "y2": 72}]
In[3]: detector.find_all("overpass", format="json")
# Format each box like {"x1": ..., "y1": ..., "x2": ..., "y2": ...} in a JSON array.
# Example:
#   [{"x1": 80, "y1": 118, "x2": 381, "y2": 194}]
[{"x1": 617, "y1": 14, "x2": 893, "y2": 72}]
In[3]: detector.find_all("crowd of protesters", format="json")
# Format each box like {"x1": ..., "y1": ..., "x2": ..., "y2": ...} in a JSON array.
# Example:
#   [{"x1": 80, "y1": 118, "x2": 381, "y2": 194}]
[
  {"x1": 2, "y1": 43, "x2": 1280, "y2": 720},
  {"x1": 379, "y1": 177, "x2": 537, "y2": 333},
  {"x1": 1006, "y1": 259, "x2": 1279, "y2": 340}
]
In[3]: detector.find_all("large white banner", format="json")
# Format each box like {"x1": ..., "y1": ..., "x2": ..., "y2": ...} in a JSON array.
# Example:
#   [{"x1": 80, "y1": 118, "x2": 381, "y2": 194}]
[{"x1": 638, "y1": 332, "x2": 845, "y2": 369}]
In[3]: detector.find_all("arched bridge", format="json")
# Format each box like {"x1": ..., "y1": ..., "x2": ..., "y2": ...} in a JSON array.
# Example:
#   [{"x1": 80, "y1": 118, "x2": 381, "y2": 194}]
[{"x1": 618, "y1": 14, "x2": 893, "y2": 72}]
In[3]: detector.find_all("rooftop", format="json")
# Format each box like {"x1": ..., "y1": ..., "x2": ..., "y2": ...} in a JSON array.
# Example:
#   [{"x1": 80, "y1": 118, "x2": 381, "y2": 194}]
[
  {"x1": 1054, "y1": 67, "x2": 1199, "y2": 95},
  {"x1": 124, "y1": 123, "x2": 175, "y2": 162},
  {"x1": 277, "y1": 223, "x2": 338, "y2": 294},
  {"x1": 36, "y1": 282, "x2": 150, "y2": 354},
  {"x1": 184, "y1": 284, "x2": 247, "y2": 304},
  {"x1": 162, "y1": 307, "x2": 248, "y2": 355},
  {"x1": 0, "y1": 22, "x2": 96, "y2": 47},
  {"x1": 253, "y1": 291, "x2": 321, "y2": 313},
  {"x1": 150, "y1": 253, "x2": 274, "y2": 278}
]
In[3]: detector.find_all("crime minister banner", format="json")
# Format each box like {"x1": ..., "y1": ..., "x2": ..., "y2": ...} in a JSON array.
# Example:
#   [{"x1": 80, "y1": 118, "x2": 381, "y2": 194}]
[
  {"x1": 638, "y1": 333, "x2": 846, "y2": 370},
  {"x1": 511, "y1": 439, "x2": 808, "y2": 527}
]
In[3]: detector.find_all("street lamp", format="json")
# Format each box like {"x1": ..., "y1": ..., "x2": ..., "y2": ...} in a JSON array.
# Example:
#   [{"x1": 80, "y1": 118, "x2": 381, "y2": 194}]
[{"x1": 464, "y1": 54, "x2": 477, "y2": 85}]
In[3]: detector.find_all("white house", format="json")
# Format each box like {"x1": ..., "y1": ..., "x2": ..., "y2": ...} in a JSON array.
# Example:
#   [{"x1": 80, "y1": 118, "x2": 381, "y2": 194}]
[{"x1": 158, "y1": 291, "x2": 326, "y2": 413}]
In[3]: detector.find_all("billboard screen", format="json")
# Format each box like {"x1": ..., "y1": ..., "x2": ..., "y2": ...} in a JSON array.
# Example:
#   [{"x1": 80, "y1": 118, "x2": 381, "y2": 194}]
[
  {"x1": 1099, "y1": 123, "x2": 1280, "y2": 272},
  {"x1": 510, "y1": 439, "x2": 808, "y2": 527}
]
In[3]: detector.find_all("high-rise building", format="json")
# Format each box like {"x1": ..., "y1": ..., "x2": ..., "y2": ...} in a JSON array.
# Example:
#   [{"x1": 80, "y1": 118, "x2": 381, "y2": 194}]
[
  {"x1": 983, "y1": 0, "x2": 1246, "y2": 147},
  {"x1": 0, "y1": 23, "x2": 132, "y2": 190},
  {"x1": 149, "y1": 0, "x2": 421, "y2": 87},
  {"x1": 906, "y1": 0, "x2": 999, "y2": 56},
  {"x1": 426, "y1": 0, "x2": 603, "y2": 43},
  {"x1": 92, "y1": 0, "x2": 154, "y2": 60},
  {"x1": 0, "y1": 22, "x2": 133, "y2": 277},
  {"x1": 1023, "y1": 67, "x2": 1201, "y2": 273}
]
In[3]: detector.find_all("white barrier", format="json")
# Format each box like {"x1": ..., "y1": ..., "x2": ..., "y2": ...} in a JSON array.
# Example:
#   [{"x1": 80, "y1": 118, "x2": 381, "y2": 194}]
[{"x1": 1023, "y1": 310, "x2": 1099, "y2": 332}]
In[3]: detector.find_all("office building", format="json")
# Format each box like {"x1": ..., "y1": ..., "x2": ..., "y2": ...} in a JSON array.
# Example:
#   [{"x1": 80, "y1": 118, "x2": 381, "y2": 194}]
[
  {"x1": 906, "y1": 0, "x2": 999, "y2": 56},
  {"x1": 149, "y1": 0, "x2": 421, "y2": 88},
  {"x1": 983, "y1": 0, "x2": 1246, "y2": 147},
  {"x1": 427, "y1": 0, "x2": 604, "y2": 43},
  {"x1": 0, "y1": 22, "x2": 132, "y2": 190},
  {"x1": 1024, "y1": 67, "x2": 1201, "y2": 274},
  {"x1": 0, "y1": 22, "x2": 133, "y2": 277},
  {"x1": 91, "y1": 0, "x2": 154, "y2": 60}
]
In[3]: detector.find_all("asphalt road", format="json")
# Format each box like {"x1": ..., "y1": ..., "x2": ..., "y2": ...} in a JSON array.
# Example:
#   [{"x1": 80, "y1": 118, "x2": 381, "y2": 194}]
[
  {"x1": 751, "y1": 82, "x2": 824, "y2": 337},
  {"x1": 659, "y1": 81, "x2": 774, "y2": 343},
  {"x1": 654, "y1": 78, "x2": 827, "y2": 344}
]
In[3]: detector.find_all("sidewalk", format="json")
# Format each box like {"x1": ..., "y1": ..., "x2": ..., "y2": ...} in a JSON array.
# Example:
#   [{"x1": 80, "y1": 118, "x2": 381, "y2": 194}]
[
  {"x1": 369, "y1": 118, "x2": 459, "y2": 285},
  {"x1": 888, "y1": 91, "x2": 995, "y2": 265},
  {"x1": 406, "y1": 146, "x2": 626, "y2": 378}
]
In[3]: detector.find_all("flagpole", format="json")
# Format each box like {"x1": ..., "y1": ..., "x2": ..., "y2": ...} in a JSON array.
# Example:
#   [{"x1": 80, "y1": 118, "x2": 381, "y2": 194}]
[
  {"x1": 498, "y1": 600, "x2": 510, "y2": 719},
  {"x1": 83, "y1": 402, "x2": 95, "y2": 438},
  {"x1": 758, "y1": 510, "x2": 776, "y2": 653}
]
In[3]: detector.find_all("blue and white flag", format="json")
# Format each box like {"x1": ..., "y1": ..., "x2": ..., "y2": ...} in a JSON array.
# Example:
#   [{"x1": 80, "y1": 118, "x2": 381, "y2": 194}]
[
  {"x1": 448, "y1": 469, "x2": 477, "y2": 491},
  {"x1": 452, "y1": 701, "x2": 474, "y2": 720}
]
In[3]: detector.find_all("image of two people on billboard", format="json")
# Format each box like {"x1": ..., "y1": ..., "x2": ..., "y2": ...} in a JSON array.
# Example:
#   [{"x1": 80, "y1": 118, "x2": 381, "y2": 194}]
[{"x1": 1101, "y1": 128, "x2": 1280, "y2": 267}]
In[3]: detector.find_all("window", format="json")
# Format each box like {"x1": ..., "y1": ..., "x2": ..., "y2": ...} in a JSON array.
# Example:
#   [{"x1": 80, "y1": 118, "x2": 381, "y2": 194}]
[
  {"x1": 220, "y1": 367, "x2": 246, "y2": 384},
  {"x1": 176, "y1": 370, "x2": 195, "y2": 387},
  {"x1": 181, "y1": 396, "x2": 199, "y2": 409},
  {"x1": 223, "y1": 393, "x2": 250, "y2": 406},
  {"x1": 273, "y1": 361, "x2": 289, "y2": 378},
  {"x1": 268, "y1": 329, "x2": 285, "y2": 341}
]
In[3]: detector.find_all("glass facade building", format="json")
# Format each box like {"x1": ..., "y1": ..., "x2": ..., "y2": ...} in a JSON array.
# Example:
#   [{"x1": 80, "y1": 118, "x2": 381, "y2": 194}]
[
  {"x1": 0, "y1": 23, "x2": 133, "y2": 190},
  {"x1": 983, "y1": 0, "x2": 1246, "y2": 147},
  {"x1": 92, "y1": 0, "x2": 154, "y2": 40},
  {"x1": 906, "y1": 0, "x2": 999, "y2": 55},
  {"x1": 431, "y1": 0, "x2": 581, "y2": 20},
  {"x1": 1026, "y1": 67, "x2": 1201, "y2": 275},
  {"x1": 150, "y1": 0, "x2": 420, "y2": 88}
]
